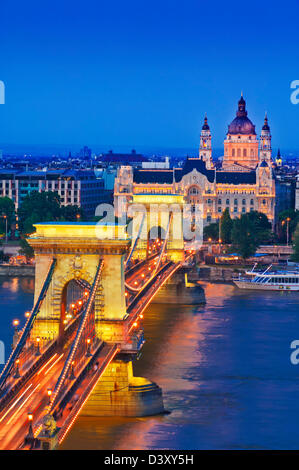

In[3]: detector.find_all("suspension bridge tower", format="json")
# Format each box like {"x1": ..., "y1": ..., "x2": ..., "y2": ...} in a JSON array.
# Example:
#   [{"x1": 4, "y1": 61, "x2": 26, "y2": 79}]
[{"x1": 27, "y1": 222, "x2": 164, "y2": 417}]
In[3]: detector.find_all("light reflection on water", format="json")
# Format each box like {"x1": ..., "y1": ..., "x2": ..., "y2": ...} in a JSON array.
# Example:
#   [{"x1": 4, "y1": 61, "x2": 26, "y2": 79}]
[{"x1": 0, "y1": 277, "x2": 34, "y2": 368}]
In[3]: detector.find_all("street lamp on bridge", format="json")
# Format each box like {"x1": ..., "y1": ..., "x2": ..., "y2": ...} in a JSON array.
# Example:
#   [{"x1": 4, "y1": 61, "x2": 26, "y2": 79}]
[
  {"x1": 47, "y1": 389, "x2": 52, "y2": 406},
  {"x1": 35, "y1": 337, "x2": 41, "y2": 356},
  {"x1": 13, "y1": 359, "x2": 21, "y2": 379}
]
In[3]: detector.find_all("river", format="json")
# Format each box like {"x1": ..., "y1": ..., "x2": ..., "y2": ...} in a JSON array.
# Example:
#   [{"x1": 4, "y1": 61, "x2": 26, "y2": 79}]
[{"x1": 1, "y1": 277, "x2": 299, "y2": 449}]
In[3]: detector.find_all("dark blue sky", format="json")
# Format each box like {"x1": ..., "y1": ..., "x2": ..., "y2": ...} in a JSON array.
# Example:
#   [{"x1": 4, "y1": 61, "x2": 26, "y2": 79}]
[{"x1": 1, "y1": 0, "x2": 299, "y2": 152}]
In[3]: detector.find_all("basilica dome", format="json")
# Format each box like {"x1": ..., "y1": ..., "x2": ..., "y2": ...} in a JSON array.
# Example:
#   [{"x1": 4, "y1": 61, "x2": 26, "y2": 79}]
[{"x1": 227, "y1": 95, "x2": 256, "y2": 135}]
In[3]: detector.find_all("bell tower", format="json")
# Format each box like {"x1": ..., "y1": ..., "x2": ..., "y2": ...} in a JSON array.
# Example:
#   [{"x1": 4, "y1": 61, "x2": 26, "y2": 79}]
[
  {"x1": 199, "y1": 114, "x2": 213, "y2": 169},
  {"x1": 259, "y1": 113, "x2": 272, "y2": 163}
]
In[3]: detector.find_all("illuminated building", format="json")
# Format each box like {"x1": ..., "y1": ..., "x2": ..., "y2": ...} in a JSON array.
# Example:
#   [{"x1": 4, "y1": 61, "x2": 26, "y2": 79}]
[{"x1": 114, "y1": 95, "x2": 276, "y2": 226}]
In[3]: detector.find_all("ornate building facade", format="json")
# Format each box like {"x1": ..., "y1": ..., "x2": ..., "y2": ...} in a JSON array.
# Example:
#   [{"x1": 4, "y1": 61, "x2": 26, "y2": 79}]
[{"x1": 114, "y1": 95, "x2": 276, "y2": 227}]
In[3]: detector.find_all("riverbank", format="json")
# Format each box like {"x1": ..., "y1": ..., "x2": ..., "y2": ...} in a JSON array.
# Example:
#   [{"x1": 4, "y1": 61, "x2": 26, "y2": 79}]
[
  {"x1": 0, "y1": 265, "x2": 35, "y2": 276},
  {"x1": 190, "y1": 265, "x2": 245, "y2": 282}
]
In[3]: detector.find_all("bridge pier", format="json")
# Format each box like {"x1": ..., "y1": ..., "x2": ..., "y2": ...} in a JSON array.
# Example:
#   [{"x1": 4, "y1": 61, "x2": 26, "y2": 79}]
[
  {"x1": 81, "y1": 357, "x2": 164, "y2": 417},
  {"x1": 151, "y1": 269, "x2": 206, "y2": 305}
]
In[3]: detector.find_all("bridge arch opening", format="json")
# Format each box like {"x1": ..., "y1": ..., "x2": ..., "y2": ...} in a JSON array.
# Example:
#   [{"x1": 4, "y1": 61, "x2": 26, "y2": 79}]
[{"x1": 60, "y1": 278, "x2": 91, "y2": 337}]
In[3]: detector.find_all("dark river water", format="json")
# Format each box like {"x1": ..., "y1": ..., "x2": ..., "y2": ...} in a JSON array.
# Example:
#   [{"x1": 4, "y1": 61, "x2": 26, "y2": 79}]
[{"x1": 1, "y1": 277, "x2": 299, "y2": 449}]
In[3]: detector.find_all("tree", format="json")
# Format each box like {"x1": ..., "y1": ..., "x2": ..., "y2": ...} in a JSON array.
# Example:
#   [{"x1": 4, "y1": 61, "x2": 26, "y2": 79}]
[
  {"x1": 19, "y1": 238, "x2": 34, "y2": 258},
  {"x1": 277, "y1": 209, "x2": 299, "y2": 243},
  {"x1": 220, "y1": 208, "x2": 233, "y2": 244},
  {"x1": 60, "y1": 205, "x2": 84, "y2": 221},
  {"x1": 0, "y1": 197, "x2": 15, "y2": 234},
  {"x1": 292, "y1": 222, "x2": 299, "y2": 262},
  {"x1": 203, "y1": 222, "x2": 219, "y2": 241},
  {"x1": 231, "y1": 214, "x2": 259, "y2": 259},
  {"x1": 246, "y1": 211, "x2": 272, "y2": 244},
  {"x1": 18, "y1": 191, "x2": 61, "y2": 234}
]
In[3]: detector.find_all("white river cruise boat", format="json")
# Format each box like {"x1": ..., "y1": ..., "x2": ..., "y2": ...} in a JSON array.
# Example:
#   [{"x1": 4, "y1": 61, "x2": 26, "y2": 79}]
[{"x1": 233, "y1": 264, "x2": 299, "y2": 291}]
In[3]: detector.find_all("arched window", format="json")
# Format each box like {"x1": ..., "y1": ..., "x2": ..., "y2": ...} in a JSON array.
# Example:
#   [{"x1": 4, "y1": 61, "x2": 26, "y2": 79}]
[
  {"x1": 250, "y1": 149, "x2": 254, "y2": 157},
  {"x1": 232, "y1": 149, "x2": 235, "y2": 157},
  {"x1": 243, "y1": 149, "x2": 247, "y2": 157},
  {"x1": 226, "y1": 199, "x2": 230, "y2": 205},
  {"x1": 218, "y1": 199, "x2": 222, "y2": 205},
  {"x1": 237, "y1": 149, "x2": 241, "y2": 158},
  {"x1": 188, "y1": 186, "x2": 199, "y2": 196},
  {"x1": 242, "y1": 199, "x2": 246, "y2": 205}
]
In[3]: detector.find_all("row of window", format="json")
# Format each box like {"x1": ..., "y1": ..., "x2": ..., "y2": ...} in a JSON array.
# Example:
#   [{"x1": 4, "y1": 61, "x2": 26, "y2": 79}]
[{"x1": 231, "y1": 148, "x2": 256, "y2": 158}]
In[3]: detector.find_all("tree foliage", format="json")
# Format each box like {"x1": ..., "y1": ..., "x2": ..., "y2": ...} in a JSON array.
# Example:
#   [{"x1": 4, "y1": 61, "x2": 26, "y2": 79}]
[
  {"x1": 0, "y1": 197, "x2": 15, "y2": 234},
  {"x1": 203, "y1": 222, "x2": 219, "y2": 241},
  {"x1": 18, "y1": 192, "x2": 86, "y2": 234},
  {"x1": 292, "y1": 222, "x2": 299, "y2": 262},
  {"x1": 19, "y1": 238, "x2": 34, "y2": 258},
  {"x1": 231, "y1": 215, "x2": 258, "y2": 259},
  {"x1": 60, "y1": 205, "x2": 84, "y2": 221},
  {"x1": 231, "y1": 211, "x2": 272, "y2": 259},
  {"x1": 18, "y1": 191, "x2": 61, "y2": 233},
  {"x1": 277, "y1": 209, "x2": 299, "y2": 243},
  {"x1": 220, "y1": 208, "x2": 233, "y2": 244}
]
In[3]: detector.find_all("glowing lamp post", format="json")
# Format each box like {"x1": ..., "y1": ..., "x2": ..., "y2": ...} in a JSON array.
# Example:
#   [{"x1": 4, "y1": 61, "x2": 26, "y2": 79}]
[
  {"x1": 86, "y1": 338, "x2": 92, "y2": 357},
  {"x1": 282, "y1": 217, "x2": 291, "y2": 246},
  {"x1": 47, "y1": 389, "x2": 52, "y2": 405},
  {"x1": 35, "y1": 337, "x2": 41, "y2": 356},
  {"x1": 27, "y1": 412, "x2": 34, "y2": 439},
  {"x1": 14, "y1": 359, "x2": 21, "y2": 379},
  {"x1": 12, "y1": 319, "x2": 20, "y2": 349},
  {"x1": 69, "y1": 361, "x2": 76, "y2": 380}
]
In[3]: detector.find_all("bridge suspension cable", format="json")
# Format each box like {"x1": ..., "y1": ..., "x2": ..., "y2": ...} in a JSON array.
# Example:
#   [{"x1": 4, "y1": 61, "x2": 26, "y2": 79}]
[
  {"x1": 49, "y1": 259, "x2": 104, "y2": 412},
  {"x1": 0, "y1": 258, "x2": 57, "y2": 392},
  {"x1": 125, "y1": 213, "x2": 145, "y2": 269},
  {"x1": 125, "y1": 213, "x2": 173, "y2": 293}
]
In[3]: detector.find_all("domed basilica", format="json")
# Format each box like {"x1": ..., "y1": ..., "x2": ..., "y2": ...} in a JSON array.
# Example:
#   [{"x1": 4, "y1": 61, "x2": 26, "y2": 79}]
[{"x1": 114, "y1": 95, "x2": 276, "y2": 228}]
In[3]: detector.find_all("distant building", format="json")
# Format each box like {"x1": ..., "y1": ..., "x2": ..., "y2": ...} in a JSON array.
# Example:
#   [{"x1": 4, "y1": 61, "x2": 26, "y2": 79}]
[
  {"x1": 100, "y1": 149, "x2": 148, "y2": 168},
  {"x1": 0, "y1": 169, "x2": 108, "y2": 217},
  {"x1": 275, "y1": 174, "x2": 296, "y2": 216},
  {"x1": 142, "y1": 157, "x2": 170, "y2": 169},
  {"x1": 296, "y1": 175, "x2": 299, "y2": 211},
  {"x1": 79, "y1": 146, "x2": 92, "y2": 160}
]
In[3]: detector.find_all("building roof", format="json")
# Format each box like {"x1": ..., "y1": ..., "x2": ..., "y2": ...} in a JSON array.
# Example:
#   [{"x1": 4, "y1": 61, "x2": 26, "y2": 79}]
[
  {"x1": 227, "y1": 95, "x2": 256, "y2": 135},
  {"x1": 101, "y1": 150, "x2": 148, "y2": 164},
  {"x1": 133, "y1": 169, "x2": 174, "y2": 184},
  {"x1": 216, "y1": 171, "x2": 256, "y2": 185},
  {"x1": 174, "y1": 158, "x2": 215, "y2": 183}
]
